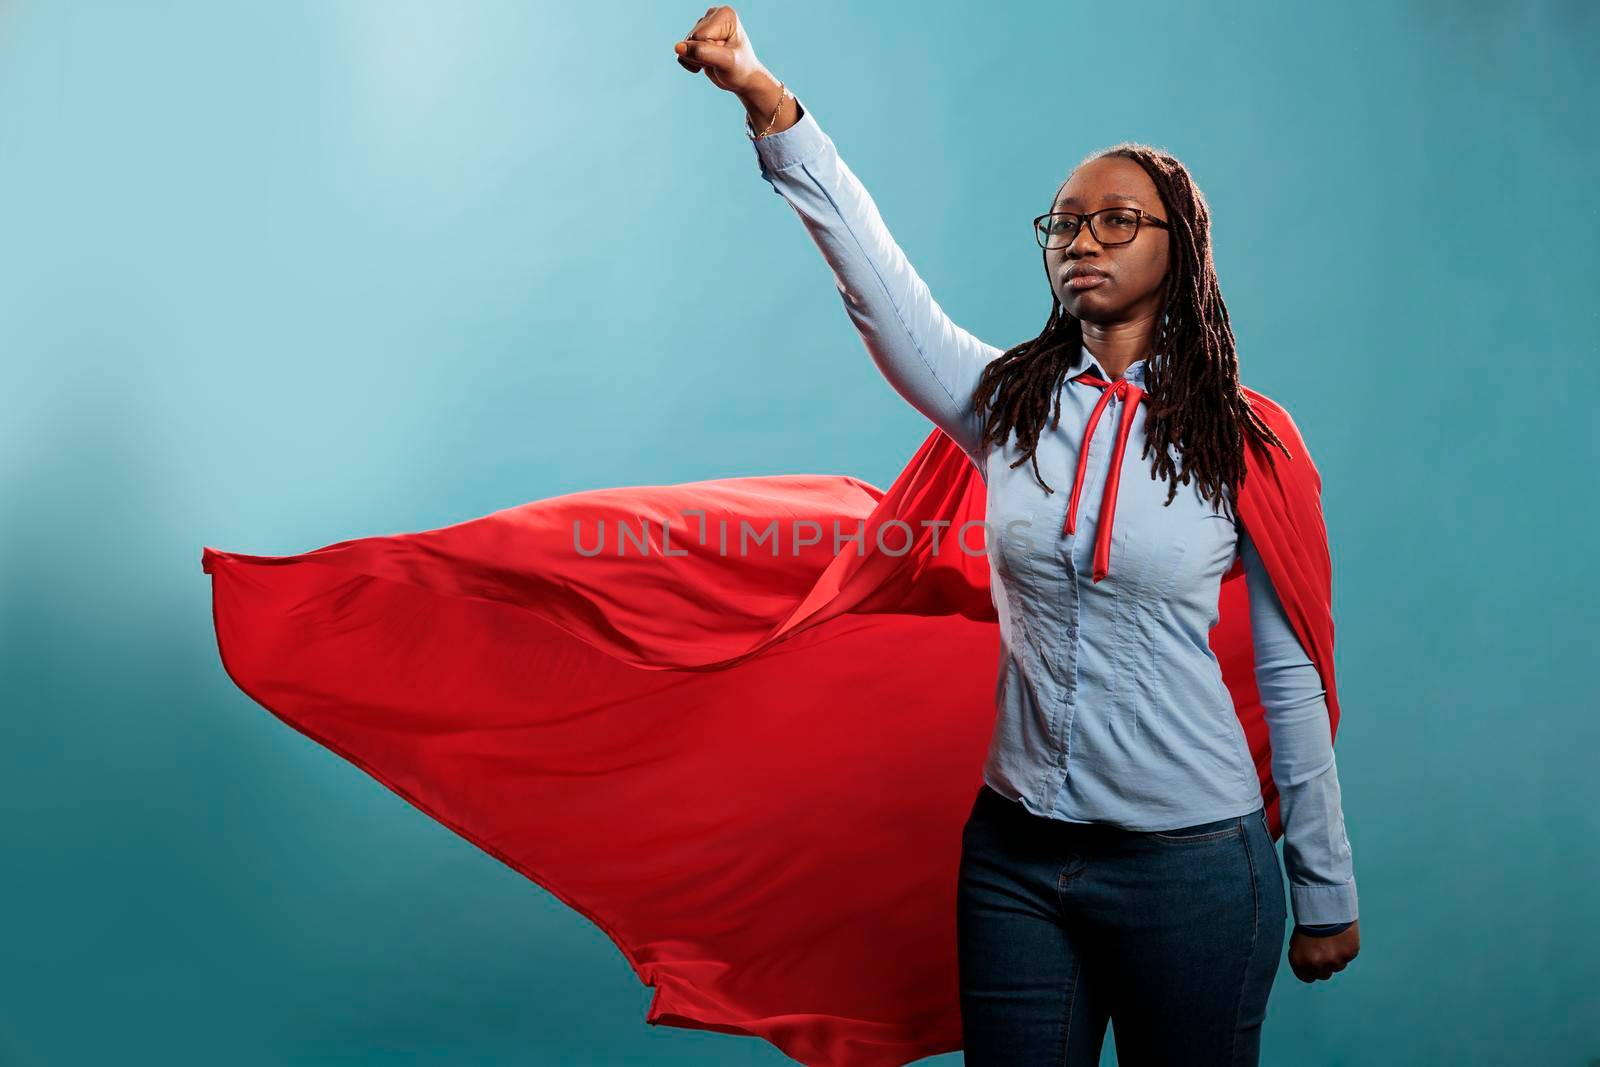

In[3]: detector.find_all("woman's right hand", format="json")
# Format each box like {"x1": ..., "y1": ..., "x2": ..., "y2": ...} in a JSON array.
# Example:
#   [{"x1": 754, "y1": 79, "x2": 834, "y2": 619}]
[{"x1": 673, "y1": 6, "x2": 769, "y2": 96}]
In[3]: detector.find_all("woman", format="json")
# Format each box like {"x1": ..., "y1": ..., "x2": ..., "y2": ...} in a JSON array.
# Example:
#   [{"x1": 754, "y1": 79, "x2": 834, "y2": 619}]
[
  {"x1": 675, "y1": 7, "x2": 1360, "y2": 1064},
  {"x1": 201, "y1": 12, "x2": 1361, "y2": 1067}
]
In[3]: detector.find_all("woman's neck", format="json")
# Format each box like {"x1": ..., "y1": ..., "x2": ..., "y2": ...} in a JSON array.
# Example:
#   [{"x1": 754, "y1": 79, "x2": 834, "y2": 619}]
[{"x1": 1081, "y1": 329, "x2": 1158, "y2": 388}]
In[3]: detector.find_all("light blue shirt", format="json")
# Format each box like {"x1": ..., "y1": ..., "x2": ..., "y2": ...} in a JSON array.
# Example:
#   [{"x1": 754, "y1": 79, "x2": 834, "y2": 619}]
[{"x1": 746, "y1": 97, "x2": 1356, "y2": 927}]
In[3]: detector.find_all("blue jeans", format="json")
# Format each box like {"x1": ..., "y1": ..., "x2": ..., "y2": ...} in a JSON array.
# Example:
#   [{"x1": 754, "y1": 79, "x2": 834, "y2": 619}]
[{"x1": 957, "y1": 783, "x2": 1287, "y2": 1065}]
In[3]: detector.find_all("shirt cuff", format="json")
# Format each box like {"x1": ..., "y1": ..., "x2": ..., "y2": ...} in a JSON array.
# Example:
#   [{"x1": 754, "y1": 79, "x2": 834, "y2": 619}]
[
  {"x1": 746, "y1": 97, "x2": 827, "y2": 174},
  {"x1": 1296, "y1": 920, "x2": 1354, "y2": 938},
  {"x1": 1290, "y1": 879, "x2": 1359, "y2": 926}
]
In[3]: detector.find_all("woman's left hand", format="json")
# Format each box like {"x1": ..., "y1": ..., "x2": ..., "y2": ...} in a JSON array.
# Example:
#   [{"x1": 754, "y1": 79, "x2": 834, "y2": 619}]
[{"x1": 1288, "y1": 920, "x2": 1360, "y2": 983}]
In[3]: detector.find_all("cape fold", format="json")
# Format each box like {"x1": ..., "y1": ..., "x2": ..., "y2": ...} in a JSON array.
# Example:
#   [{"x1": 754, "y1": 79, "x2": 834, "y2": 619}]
[{"x1": 200, "y1": 385, "x2": 1338, "y2": 1067}]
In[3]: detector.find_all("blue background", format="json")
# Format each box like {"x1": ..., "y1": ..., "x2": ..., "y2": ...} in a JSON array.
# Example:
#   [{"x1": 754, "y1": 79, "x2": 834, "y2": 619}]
[{"x1": 2, "y1": 2, "x2": 1595, "y2": 1064}]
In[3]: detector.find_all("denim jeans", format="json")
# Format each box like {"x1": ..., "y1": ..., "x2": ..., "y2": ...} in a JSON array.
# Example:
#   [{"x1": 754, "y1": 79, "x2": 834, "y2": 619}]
[{"x1": 957, "y1": 783, "x2": 1287, "y2": 1065}]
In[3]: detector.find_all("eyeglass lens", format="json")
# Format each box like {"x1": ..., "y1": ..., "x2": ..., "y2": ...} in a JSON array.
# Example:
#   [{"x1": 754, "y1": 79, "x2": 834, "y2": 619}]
[{"x1": 1038, "y1": 210, "x2": 1142, "y2": 248}]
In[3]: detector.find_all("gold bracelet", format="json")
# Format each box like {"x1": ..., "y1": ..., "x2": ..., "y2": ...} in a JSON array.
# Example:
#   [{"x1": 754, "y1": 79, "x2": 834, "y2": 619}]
[{"x1": 753, "y1": 83, "x2": 791, "y2": 138}]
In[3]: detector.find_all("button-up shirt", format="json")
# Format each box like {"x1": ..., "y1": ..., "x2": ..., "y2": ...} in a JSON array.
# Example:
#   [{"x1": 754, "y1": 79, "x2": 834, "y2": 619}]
[{"x1": 746, "y1": 97, "x2": 1357, "y2": 927}]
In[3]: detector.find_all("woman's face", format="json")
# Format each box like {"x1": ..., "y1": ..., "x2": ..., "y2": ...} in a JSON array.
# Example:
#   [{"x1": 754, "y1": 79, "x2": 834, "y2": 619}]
[{"x1": 1045, "y1": 155, "x2": 1171, "y2": 325}]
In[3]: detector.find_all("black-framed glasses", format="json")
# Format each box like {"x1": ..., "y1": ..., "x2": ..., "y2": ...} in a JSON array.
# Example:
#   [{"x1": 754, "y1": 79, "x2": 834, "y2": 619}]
[{"x1": 1033, "y1": 208, "x2": 1170, "y2": 250}]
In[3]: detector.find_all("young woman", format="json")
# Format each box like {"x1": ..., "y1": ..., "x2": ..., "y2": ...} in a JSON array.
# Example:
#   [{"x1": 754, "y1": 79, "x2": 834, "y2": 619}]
[{"x1": 676, "y1": 7, "x2": 1361, "y2": 1064}]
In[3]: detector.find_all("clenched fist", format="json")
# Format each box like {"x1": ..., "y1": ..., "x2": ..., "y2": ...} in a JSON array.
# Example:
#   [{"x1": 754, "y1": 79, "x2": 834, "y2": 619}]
[
  {"x1": 673, "y1": 6, "x2": 767, "y2": 95},
  {"x1": 1288, "y1": 920, "x2": 1360, "y2": 983}
]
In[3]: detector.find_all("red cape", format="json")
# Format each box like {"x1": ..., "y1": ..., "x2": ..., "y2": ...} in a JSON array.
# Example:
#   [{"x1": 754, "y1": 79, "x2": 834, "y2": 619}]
[{"x1": 201, "y1": 386, "x2": 1339, "y2": 1067}]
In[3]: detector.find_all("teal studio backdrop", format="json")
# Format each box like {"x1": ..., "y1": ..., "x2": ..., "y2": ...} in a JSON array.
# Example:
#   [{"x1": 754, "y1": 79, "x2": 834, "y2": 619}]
[{"x1": 1, "y1": 2, "x2": 1595, "y2": 1064}]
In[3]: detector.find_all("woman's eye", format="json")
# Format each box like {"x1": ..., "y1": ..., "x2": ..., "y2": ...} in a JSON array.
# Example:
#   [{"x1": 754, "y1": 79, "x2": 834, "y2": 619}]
[{"x1": 1109, "y1": 213, "x2": 1137, "y2": 225}]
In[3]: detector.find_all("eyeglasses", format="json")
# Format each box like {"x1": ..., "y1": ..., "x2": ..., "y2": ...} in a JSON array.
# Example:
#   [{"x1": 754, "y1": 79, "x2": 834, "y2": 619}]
[{"x1": 1033, "y1": 208, "x2": 1170, "y2": 250}]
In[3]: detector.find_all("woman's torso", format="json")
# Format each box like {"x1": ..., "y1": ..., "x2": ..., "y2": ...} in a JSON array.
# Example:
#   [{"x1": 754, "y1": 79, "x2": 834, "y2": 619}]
[{"x1": 977, "y1": 347, "x2": 1264, "y2": 830}]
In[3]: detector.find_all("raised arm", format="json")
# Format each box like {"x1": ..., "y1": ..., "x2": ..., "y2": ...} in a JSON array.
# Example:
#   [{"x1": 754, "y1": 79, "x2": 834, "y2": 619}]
[
  {"x1": 1239, "y1": 527, "x2": 1360, "y2": 934},
  {"x1": 743, "y1": 91, "x2": 996, "y2": 461},
  {"x1": 673, "y1": 10, "x2": 997, "y2": 463}
]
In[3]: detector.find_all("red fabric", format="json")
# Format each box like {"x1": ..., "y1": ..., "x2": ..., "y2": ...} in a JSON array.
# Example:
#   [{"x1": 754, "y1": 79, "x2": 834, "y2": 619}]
[
  {"x1": 1062, "y1": 371, "x2": 1149, "y2": 582},
  {"x1": 200, "y1": 386, "x2": 1338, "y2": 1067}
]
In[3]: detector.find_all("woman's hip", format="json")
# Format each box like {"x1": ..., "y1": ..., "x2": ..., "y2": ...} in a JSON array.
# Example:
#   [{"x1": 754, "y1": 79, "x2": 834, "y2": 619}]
[
  {"x1": 956, "y1": 783, "x2": 1288, "y2": 1064},
  {"x1": 958, "y1": 782, "x2": 1286, "y2": 935}
]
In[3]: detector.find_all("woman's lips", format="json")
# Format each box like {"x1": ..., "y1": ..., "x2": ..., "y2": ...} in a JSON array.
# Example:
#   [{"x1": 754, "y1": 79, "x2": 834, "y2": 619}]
[{"x1": 1066, "y1": 273, "x2": 1108, "y2": 291}]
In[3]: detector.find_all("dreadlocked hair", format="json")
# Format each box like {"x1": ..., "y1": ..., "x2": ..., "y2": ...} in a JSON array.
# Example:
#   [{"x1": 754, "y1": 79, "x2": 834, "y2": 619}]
[{"x1": 971, "y1": 142, "x2": 1290, "y2": 522}]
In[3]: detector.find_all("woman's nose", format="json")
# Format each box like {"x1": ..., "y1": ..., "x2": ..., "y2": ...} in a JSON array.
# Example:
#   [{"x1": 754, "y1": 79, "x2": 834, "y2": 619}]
[{"x1": 1066, "y1": 226, "x2": 1102, "y2": 256}]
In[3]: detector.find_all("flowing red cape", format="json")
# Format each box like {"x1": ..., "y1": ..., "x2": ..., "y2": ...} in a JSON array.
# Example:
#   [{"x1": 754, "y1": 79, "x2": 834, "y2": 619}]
[{"x1": 200, "y1": 386, "x2": 1338, "y2": 1067}]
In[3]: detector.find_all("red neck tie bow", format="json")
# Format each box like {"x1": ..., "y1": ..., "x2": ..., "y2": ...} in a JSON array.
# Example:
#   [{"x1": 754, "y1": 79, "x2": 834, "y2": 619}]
[{"x1": 1062, "y1": 372, "x2": 1148, "y2": 584}]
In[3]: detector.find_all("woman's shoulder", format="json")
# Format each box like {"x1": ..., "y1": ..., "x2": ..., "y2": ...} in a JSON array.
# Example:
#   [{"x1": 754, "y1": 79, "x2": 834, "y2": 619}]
[
  {"x1": 1239, "y1": 383, "x2": 1289, "y2": 424},
  {"x1": 1239, "y1": 385, "x2": 1309, "y2": 452},
  {"x1": 1238, "y1": 384, "x2": 1324, "y2": 494}
]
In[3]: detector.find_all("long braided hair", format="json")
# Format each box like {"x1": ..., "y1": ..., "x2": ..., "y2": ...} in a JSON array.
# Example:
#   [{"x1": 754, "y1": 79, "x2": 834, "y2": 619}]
[{"x1": 972, "y1": 143, "x2": 1290, "y2": 521}]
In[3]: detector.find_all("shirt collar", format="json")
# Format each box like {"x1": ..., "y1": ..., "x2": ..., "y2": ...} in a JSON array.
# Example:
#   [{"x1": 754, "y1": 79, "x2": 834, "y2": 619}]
[{"x1": 1072, "y1": 343, "x2": 1152, "y2": 387}]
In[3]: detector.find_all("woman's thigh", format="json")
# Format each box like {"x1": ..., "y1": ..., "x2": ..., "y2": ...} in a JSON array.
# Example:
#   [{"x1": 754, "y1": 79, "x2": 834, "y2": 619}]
[
  {"x1": 956, "y1": 785, "x2": 1110, "y2": 1066},
  {"x1": 1070, "y1": 806, "x2": 1288, "y2": 1067}
]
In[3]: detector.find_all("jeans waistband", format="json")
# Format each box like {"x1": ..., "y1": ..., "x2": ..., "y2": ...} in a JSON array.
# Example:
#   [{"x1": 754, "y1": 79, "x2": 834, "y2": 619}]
[{"x1": 976, "y1": 782, "x2": 1262, "y2": 839}]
